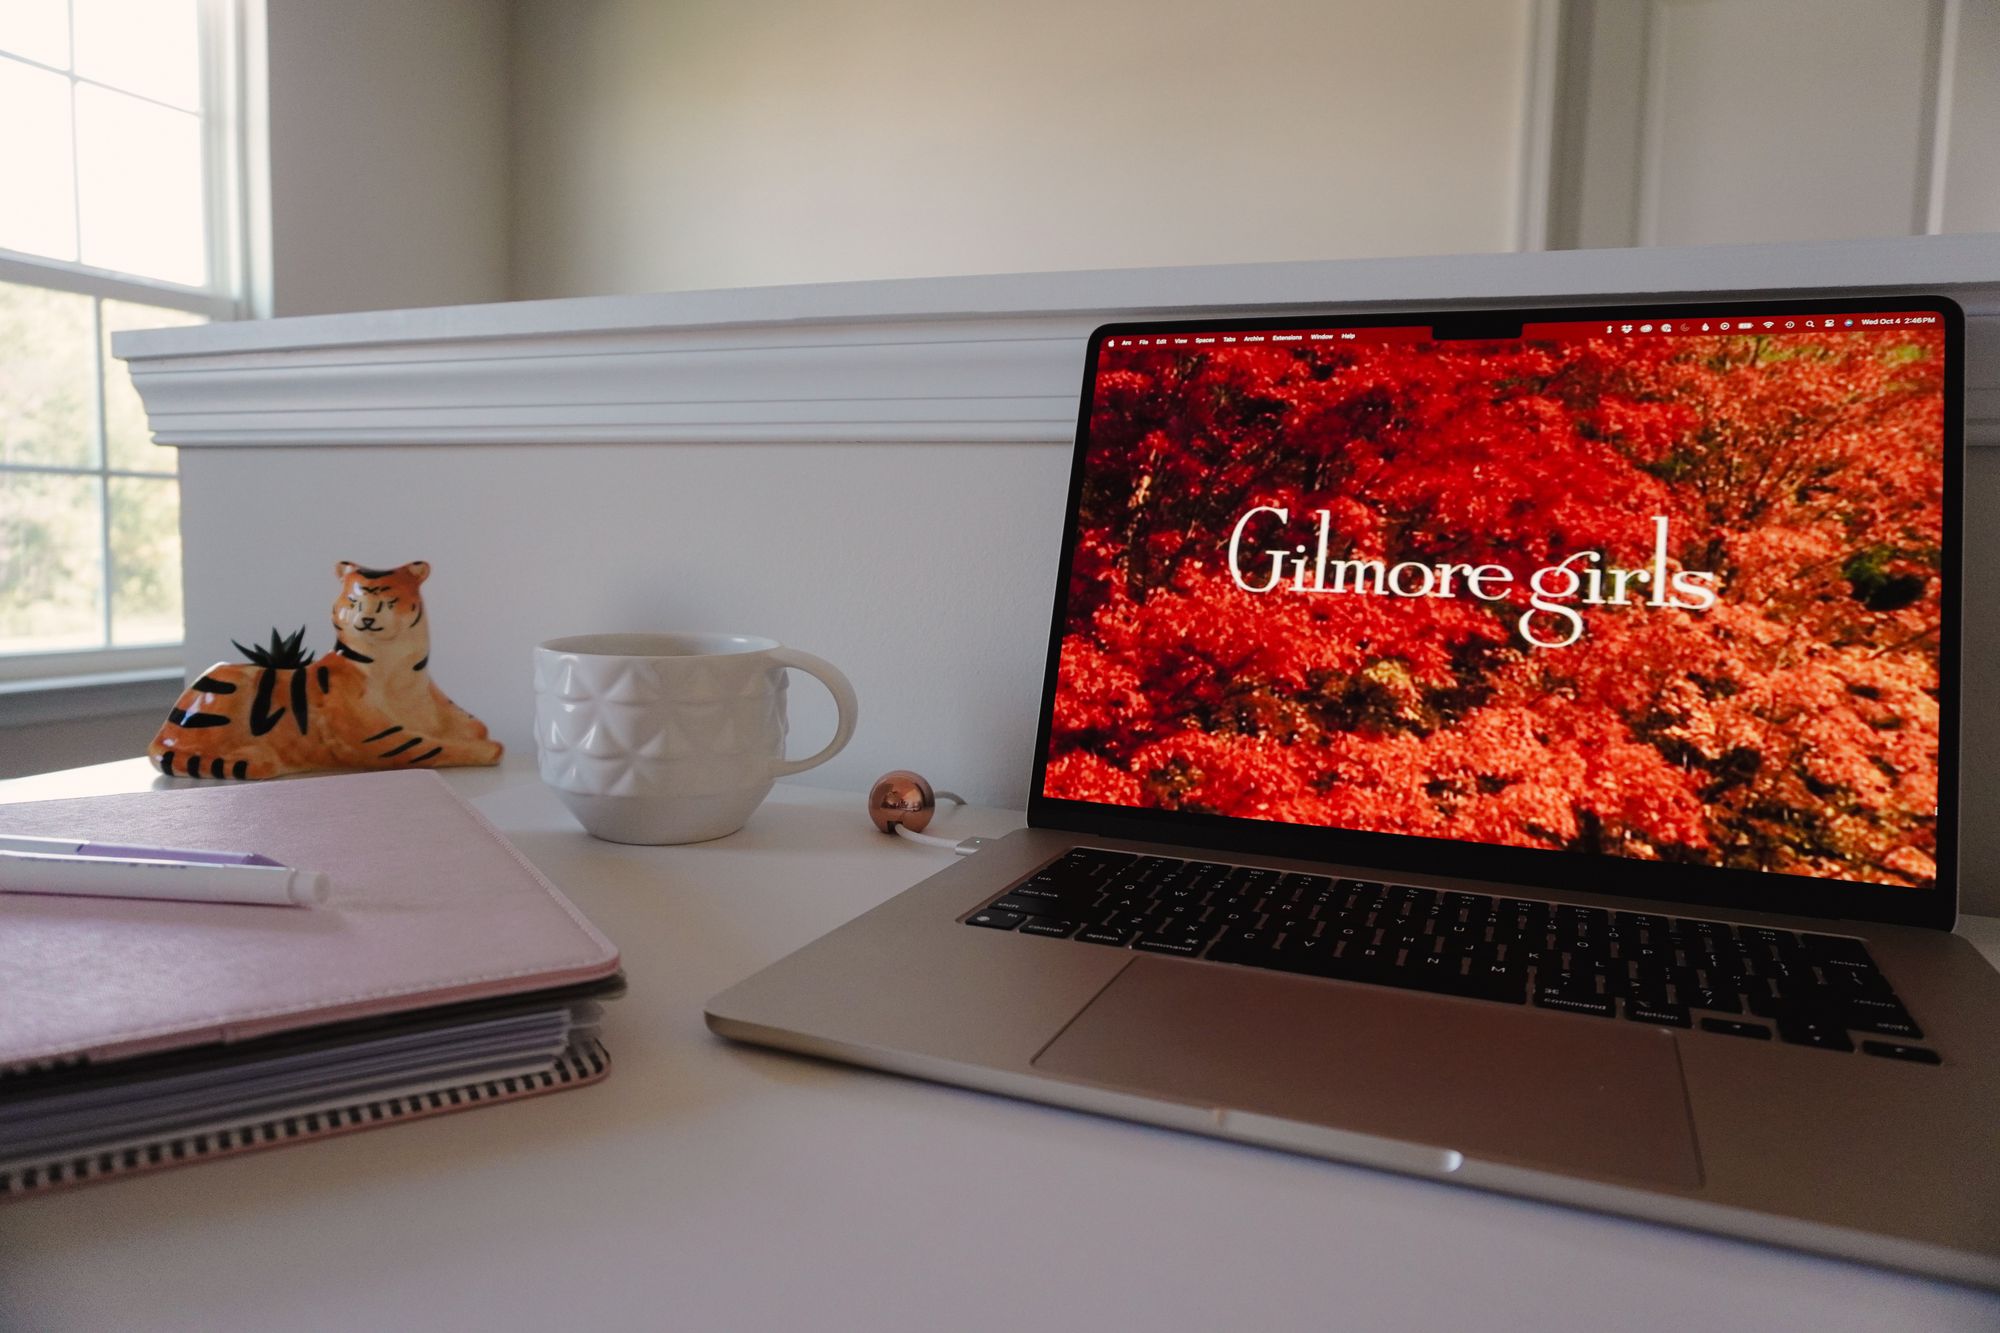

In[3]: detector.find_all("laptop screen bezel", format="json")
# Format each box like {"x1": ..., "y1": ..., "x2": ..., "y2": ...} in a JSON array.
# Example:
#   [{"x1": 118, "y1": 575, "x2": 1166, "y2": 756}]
[{"x1": 1026, "y1": 294, "x2": 1964, "y2": 931}]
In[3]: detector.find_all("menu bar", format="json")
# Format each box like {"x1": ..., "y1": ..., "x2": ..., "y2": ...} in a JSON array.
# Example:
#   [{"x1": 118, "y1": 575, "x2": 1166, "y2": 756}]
[
  {"x1": 1522, "y1": 311, "x2": 1942, "y2": 339},
  {"x1": 1107, "y1": 327, "x2": 1429, "y2": 349},
  {"x1": 1104, "y1": 311, "x2": 1940, "y2": 351}
]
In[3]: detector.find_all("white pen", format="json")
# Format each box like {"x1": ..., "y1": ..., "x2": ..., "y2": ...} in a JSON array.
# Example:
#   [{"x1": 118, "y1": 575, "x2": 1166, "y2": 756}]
[{"x1": 0, "y1": 849, "x2": 330, "y2": 908}]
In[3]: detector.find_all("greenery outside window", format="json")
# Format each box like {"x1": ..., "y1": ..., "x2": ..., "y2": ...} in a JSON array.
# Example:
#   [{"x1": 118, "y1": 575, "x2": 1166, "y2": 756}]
[{"x1": 0, "y1": 0, "x2": 242, "y2": 684}]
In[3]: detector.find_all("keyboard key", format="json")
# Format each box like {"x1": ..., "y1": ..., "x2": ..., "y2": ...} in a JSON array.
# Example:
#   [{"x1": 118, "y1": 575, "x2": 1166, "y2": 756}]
[
  {"x1": 1625, "y1": 999, "x2": 1691, "y2": 1028},
  {"x1": 1861, "y1": 1041, "x2": 1941, "y2": 1065},
  {"x1": 1537, "y1": 970, "x2": 1599, "y2": 997},
  {"x1": 1700, "y1": 1017, "x2": 1771, "y2": 1040},
  {"x1": 1841, "y1": 1000, "x2": 1922, "y2": 1040},
  {"x1": 1823, "y1": 967, "x2": 1895, "y2": 1000},
  {"x1": 1534, "y1": 989, "x2": 1614, "y2": 1018},
  {"x1": 1207, "y1": 928, "x2": 1277, "y2": 964},
  {"x1": 1134, "y1": 937, "x2": 1204, "y2": 957},
  {"x1": 1019, "y1": 917, "x2": 1080, "y2": 938},
  {"x1": 1775, "y1": 1014, "x2": 1853, "y2": 1052},
  {"x1": 967, "y1": 910, "x2": 1023, "y2": 930},
  {"x1": 1075, "y1": 927, "x2": 1134, "y2": 947},
  {"x1": 1059, "y1": 847, "x2": 1133, "y2": 869},
  {"x1": 1475, "y1": 961, "x2": 1529, "y2": 1000},
  {"x1": 1802, "y1": 931, "x2": 1871, "y2": 961},
  {"x1": 1318, "y1": 949, "x2": 1387, "y2": 985},
  {"x1": 1277, "y1": 932, "x2": 1336, "y2": 966},
  {"x1": 1008, "y1": 882, "x2": 1105, "y2": 915}
]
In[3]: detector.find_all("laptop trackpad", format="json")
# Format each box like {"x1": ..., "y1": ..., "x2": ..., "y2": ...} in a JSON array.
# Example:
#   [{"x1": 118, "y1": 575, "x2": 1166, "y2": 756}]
[{"x1": 1033, "y1": 957, "x2": 1701, "y2": 1189}]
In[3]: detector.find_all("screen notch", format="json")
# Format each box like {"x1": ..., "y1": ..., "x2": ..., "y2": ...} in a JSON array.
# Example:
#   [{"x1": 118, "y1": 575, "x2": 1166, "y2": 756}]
[{"x1": 1427, "y1": 314, "x2": 1523, "y2": 340}]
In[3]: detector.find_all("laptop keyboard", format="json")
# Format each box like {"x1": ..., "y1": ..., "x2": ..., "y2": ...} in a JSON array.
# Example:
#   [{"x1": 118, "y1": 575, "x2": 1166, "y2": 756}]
[{"x1": 966, "y1": 847, "x2": 1939, "y2": 1063}]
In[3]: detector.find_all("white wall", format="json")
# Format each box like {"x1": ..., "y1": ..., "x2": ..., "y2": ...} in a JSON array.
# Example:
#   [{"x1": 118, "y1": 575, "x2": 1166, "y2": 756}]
[
  {"x1": 507, "y1": 0, "x2": 1541, "y2": 297},
  {"x1": 261, "y1": 0, "x2": 512, "y2": 315},
  {"x1": 173, "y1": 439, "x2": 1066, "y2": 806}
]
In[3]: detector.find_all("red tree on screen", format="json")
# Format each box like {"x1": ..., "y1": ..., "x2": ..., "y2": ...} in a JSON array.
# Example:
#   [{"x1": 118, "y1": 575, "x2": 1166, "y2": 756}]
[{"x1": 1045, "y1": 328, "x2": 1945, "y2": 887}]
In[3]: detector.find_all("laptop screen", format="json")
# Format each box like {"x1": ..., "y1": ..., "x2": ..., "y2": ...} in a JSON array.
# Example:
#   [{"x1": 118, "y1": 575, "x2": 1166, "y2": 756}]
[{"x1": 1032, "y1": 299, "x2": 1961, "y2": 925}]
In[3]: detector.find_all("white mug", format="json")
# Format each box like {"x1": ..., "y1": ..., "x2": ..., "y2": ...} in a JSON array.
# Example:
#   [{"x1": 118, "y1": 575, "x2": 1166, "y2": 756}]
[{"x1": 532, "y1": 633, "x2": 858, "y2": 844}]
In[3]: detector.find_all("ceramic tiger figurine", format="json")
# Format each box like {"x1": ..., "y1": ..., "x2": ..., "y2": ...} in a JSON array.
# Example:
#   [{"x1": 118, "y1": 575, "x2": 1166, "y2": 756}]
[{"x1": 148, "y1": 561, "x2": 503, "y2": 780}]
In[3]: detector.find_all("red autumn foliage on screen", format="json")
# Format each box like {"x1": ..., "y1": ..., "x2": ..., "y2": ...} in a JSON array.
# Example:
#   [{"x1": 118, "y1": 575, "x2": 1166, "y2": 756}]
[{"x1": 1044, "y1": 327, "x2": 1946, "y2": 887}]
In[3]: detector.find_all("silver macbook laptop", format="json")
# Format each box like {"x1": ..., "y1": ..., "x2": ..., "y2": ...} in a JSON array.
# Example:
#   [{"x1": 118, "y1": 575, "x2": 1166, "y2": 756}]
[{"x1": 708, "y1": 295, "x2": 2000, "y2": 1288}]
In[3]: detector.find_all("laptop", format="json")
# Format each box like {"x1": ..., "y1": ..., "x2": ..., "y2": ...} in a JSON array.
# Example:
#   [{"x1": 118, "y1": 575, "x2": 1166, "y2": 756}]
[{"x1": 708, "y1": 294, "x2": 2000, "y2": 1287}]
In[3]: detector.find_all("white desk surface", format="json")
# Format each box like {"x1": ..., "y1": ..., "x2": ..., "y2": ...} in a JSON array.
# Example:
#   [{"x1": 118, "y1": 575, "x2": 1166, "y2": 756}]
[{"x1": 1, "y1": 758, "x2": 1996, "y2": 1332}]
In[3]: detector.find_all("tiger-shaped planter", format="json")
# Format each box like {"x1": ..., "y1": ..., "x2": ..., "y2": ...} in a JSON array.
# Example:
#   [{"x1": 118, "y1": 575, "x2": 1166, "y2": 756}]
[{"x1": 149, "y1": 561, "x2": 503, "y2": 780}]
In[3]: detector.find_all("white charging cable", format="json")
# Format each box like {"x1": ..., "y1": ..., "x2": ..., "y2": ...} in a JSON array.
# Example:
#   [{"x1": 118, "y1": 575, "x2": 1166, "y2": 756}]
[
  {"x1": 893, "y1": 793, "x2": 987, "y2": 853},
  {"x1": 868, "y1": 772, "x2": 990, "y2": 855}
]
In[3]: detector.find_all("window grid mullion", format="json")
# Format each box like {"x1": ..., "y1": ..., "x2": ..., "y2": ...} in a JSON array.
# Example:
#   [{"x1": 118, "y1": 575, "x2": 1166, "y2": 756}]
[
  {"x1": 0, "y1": 462, "x2": 178, "y2": 481},
  {"x1": 92, "y1": 296, "x2": 114, "y2": 649},
  {"x1": 0, "y1": 48, "x2": 208, "y2": 118},
  {"x1": 64, "y1": 1, "x2": 82, "y2": 268},
  {"x1": 0, "y1": 249, "x2": 234, "y2": 316}
]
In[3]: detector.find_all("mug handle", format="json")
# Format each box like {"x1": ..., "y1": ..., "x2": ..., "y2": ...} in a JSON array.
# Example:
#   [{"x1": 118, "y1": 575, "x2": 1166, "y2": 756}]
[{"x1": 768, "y1": 647, "x2": 859, "y2": 778}]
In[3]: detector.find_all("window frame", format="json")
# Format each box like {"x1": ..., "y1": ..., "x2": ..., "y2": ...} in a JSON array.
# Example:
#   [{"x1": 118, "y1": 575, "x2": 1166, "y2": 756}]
[{"x1": 0, "y1": 0, "x2": 247, "y2": 685}]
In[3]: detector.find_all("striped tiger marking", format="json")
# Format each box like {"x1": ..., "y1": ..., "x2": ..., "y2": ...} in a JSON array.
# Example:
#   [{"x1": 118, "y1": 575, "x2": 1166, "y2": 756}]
[
  {"x1": 166, "y1": 708, "x2": 230, "y2": 728},
  {"x1": 156, "y1": 752, "x2": 254, "y2": 780},
  {"x1": 248, "y1": 669, "x2": 286, "y2": 737}
]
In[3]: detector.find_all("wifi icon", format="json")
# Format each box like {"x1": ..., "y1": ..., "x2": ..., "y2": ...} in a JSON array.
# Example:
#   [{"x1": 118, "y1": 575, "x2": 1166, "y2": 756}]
[{"x1": 1762, "y1": 320, "x2": 1775, "y2": 329}]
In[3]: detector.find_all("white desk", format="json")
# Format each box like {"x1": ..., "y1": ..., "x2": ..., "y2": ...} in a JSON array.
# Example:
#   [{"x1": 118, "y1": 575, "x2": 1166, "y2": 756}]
[{"x1": 2, "y1": 759, "x2": 1996, "y2": 1332}]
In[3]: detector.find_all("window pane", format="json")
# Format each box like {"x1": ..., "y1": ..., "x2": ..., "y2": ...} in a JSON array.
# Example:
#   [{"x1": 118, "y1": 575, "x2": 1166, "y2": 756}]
[
  {"x1": 103, "y1": 300, "x2": 199, "y2": 472},
  {"x1": 76, "y1": 83, "x2": 205, "y2": 286},
  {"x1": 0, "y1": 470, "x2": 104, "y2": 654},
  {"x1": 0, "y1": 57, "x2": 78, "y2": 262},
  {"x1": 108, "y1": 474, "x2": 179, "y2": 644},
  {"x1": 0, "y1": 282, "x2": 98, "y2": 469},
  {"x1": 74, "y1": 0, "x2": 199, "y2": 110},
  {"x1": 0, "y1": 0, "x2": 70, "y2": 69}
]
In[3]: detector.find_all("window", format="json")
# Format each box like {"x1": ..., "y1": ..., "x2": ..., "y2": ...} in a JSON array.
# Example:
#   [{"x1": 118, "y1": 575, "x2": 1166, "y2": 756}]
[{"x1": 0, "y1": 0, "x2": 240, "y2": 681}]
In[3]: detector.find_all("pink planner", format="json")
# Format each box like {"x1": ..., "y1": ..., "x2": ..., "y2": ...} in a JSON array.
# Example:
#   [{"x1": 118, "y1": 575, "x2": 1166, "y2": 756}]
[
  {"x1": 0, "y1": 770, "x2": 621, "y2": 1197},
  {"x1": 0, "y1": 769, "x2": 619, "y2": 1070}
]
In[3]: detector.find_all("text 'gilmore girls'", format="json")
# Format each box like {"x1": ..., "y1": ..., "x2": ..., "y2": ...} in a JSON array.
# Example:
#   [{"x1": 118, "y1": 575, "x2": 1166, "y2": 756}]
[{"x1": 1227, "y1": 509, "x2": 1720, "y2": 648}]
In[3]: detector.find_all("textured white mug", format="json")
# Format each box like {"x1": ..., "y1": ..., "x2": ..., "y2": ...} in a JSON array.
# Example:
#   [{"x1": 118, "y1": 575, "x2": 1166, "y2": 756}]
[{"x1": 532, "y1": 633, "x2": 858, "y2": 844}]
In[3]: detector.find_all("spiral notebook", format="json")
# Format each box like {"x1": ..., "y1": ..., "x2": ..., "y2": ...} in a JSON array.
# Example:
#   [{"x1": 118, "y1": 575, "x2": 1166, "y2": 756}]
[{"x1": 0, "y1": 770, "x2": 623, "y2": 1198}]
